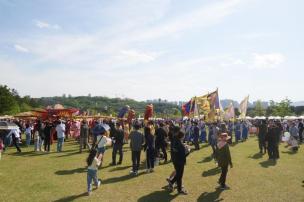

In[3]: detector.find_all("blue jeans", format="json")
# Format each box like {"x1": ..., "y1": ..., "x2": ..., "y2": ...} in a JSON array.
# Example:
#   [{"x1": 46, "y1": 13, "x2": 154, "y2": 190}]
[
  {"x1": 87, "y1": 169, "x2": 98, "y2": 192},
  {"x1": 57, "y1": 137, "x2": 64, "y2": 152},
  {"x1": 26, "y1": 134, "x2": 31, "y2": 146}
]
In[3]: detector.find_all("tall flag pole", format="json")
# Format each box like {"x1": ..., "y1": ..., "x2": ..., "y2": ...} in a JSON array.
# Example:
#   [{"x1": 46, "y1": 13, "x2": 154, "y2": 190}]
[{"x1": 239, "y1": 95, "x2": 249, "y2": 119}]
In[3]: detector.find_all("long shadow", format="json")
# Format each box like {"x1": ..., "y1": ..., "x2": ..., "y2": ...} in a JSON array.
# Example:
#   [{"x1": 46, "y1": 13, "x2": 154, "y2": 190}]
[
  {"x1": 102, "y1": 172, "x2": 145, "y2": 184},
  {"x1": 248, "y1": 152, "x2": 263, "y2": 159},
  {"x1": 54, "y1": 151, "x2": 81, "y2": 158},
  {"x1": 198, "y1": 156, "x2": 213, "y2": 164},
  {"x1": 52, "y1": 192, "x2": 87, "y2": 202},
  {"x1": 202, "y1": 167, "x2": 221, "y2": 177},
  {"x1": 55, "y1": 167, "x2": 86, "y2": 175},
  {"x1": 137, "y1": 188, "x2": 178, "y2": 202},
  {"x1": 282, "y1": 151, "x2": 297, "y2": 155},
  {"x1": 197, "y1": 188, "x2": 224, "y2": 202},
  {"x1": 109, "y1": 165, "x2": 132, "y2": 172},
  {"x1": 259, "y1": 159, "x2": 277, "y2": 168},
  {"x1": 8, "y1": 151, "x2": 48, "y2": 157}
]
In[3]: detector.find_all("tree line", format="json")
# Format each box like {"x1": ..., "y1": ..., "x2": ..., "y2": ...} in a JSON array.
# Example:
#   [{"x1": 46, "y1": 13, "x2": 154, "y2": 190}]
[{"x1": 1, "y1": 85, "x2": 303, "y2": 117}]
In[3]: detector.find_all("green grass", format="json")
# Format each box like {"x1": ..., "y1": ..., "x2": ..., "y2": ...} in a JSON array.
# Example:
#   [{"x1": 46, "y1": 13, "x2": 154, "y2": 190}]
[{"x1": 0, "y1": 136, "x2": 303, "y2": 202}]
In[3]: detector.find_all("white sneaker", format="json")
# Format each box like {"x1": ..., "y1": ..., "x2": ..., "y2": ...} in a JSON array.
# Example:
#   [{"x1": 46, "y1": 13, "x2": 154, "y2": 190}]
[
  {"x1": 145, "y1": 169, "x2": 150, "y2": 173},
  {"x1": 97, "y1": 180, "x2": 101, "y2": 188}
]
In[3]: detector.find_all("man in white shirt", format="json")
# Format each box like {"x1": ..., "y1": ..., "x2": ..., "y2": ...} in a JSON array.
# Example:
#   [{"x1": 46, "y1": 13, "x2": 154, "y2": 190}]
[{"x1": 56, "y1": 121, "x2": 66, "y2": 152}]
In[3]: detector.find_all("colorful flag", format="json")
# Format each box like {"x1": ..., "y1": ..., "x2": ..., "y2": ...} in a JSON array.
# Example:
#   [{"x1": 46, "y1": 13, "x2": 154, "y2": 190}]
[
  {"x1": 196, "y1": 94, "x2": 210, "y2": 113},
  {"x1": 182, "y1": 98, "x2": 195, "y2": 116},
  {"x1": 239, "y1": 95, "x2": 249, "y2": 118},
  {"x1": 224, "y1": 102, "x2": 235, "y2": 120},
  {"x1": 207, "y1": 89, "x2": 220, "y2": 110}
]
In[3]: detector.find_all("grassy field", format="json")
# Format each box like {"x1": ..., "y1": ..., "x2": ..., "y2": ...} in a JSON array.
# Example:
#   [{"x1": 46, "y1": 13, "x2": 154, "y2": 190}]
[{"x1": 0, "y1": 136, "x2": 303, "y2": 202}]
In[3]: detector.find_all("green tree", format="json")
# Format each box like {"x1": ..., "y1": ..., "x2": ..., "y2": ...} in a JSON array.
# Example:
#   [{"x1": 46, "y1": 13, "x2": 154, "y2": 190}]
[
  {"x1": 0, "y1": 85, "x2": 20, "y2": 115},
  {"x1": 253, "y1": 100, "x2": 266, "y2": 116}
]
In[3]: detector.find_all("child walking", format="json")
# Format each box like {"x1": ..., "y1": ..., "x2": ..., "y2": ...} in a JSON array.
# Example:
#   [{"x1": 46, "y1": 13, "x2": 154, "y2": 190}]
[
  {"x1": 86, "y1": 149, "x2": 102, "y2": 196},
  {"x1": 215, "y1": 133, "x2": 233, "y2": 190}
]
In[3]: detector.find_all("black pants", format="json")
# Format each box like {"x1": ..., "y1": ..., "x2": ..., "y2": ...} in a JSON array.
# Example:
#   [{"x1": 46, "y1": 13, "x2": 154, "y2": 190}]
[
  {"x1": 258, "y1": 138, "x2": 266, "y2": 153},
  {"x1": 44, "y1": 138, "x2": 51, "y2": 152},
  {"x1": 156, "y1": 144, "x2": 167, "y2": 161},
  {"x1": 170, "y1": 163, "x2": 184, "y2": 192},
  {"x1": 12, "y1": 136, "x2": 21, "y2": 152},
  {"x1": 132, "y1": 151, "x2": 141, "y2": 172},
  {"x1": 112, "y1": 144, "x2": 123, "y2": 164},
  {"x1": 219, "y1": 165, "x2": 228, "y2": 187},
  {"x1": 193, "y1": 138, "x2": 199, "y2": 150},
  {"x1": 146, "y1": 148, "x2": 155, "y2": 169},
  {"x1": 267, "y1": 142, "x2": 279, "y2": 159}
]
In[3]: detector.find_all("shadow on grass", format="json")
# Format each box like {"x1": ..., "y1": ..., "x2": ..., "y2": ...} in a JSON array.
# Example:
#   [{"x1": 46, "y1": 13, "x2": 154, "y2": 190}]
[
  {"x1": 55, "y1": 167, "x2": 86, "y2": 175},
  {"x1": 282, "y1": 151, "x2": 297, "y2": 155},
  {"x1": 259, "y1": 159, "x2": 277, "y2": 168},
  {"x1": 54, "y1": 151, "x2": 81, "y2": 158},
  {"x1": 109, "y1": 165, "x2": 132, "y2": 172},
  {"x1": 197, "y1": 188, "x2": 224, "y2": 202},
  {"x1": 53, "y1": 192, "x2": 87, "y2": 202},
  {"x1": 248, "y1": 152, "x2": 263, "y2": 159},
  {"x1": 8, "y1": 151, "x2": 48, "y2": 157},
  {"x1": 137, "y1": 187, "x2": 178, "y2": 202},
  {"x1": 102, "y1": 172, "x2": 145, "y2": 184},
  {"x1": 202, "y1": 167, "x2": 221, "y2": 177},
  {"x1": 198, "y1": 156, "x2": 213, "y2": 164}
]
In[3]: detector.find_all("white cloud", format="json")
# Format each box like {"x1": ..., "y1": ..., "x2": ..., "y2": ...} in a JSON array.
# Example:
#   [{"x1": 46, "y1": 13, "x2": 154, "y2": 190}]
[
  {"x1": 119, "y1": 50, "x2": 156, "y2": 64},
  {"x1": 34, "y1": 20, "x2": 61, "y2": 29},
  {"x1": 251, "y1": 53, "x2": 286, "y2": 69},
  {"x1": 14, "y1": 44, "x2": 29, "y2": 53}
]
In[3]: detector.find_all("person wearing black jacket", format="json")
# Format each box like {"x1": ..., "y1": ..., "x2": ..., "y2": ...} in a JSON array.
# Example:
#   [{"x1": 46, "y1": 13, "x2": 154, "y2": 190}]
[
  {"x1": 265, "y1": 121, "x2": 280, "y2": 160},
  {"x1": 111, "y1": 122, "x2": 124, "y2": 165},
  {"x1": 169, "y1": 131, "x2": 189, "y2": 195},
  {"x1": 44, "y1": 121, "x2": 53, "y2": 152},
  {"x1": 143, "y1": 126, "x2": 155, "y2": 173},
  {"x1": 155, "y1": 122, "x2": 168, "y2": 162},
  {"x1": 258, "y1": 120, "x2": 267, "y2": 154}
]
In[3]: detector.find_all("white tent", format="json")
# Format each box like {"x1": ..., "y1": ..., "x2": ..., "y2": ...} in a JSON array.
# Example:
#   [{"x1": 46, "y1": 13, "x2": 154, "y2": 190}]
[{"x1": 268, "y1": 116, "x2": 275, "y2": 119}]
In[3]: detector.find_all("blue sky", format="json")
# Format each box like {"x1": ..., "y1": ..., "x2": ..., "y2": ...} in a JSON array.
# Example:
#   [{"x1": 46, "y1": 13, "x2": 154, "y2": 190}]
[{"x1": 0, "y1": 0, "x2": 303, "y2": 102}]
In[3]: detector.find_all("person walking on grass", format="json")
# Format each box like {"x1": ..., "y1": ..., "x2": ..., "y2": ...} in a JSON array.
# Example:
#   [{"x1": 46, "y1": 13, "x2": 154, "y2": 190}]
[
  {"x1": 86, "y1": 149, "x2": 101, "y2": 196},
  {"x1": 25, "y1": 123, "x2": 32, "y2": 146},
  {"x1": 257, "y1": 120, "x2": 267, "y2": 154},
  {"x1": 111, "y1": 122, "x2": 124, "y2": 165},
  {"x1": 155, "y1": 122, "x2": 168, "y2": 163},
  {"x1": 168, "y1": 131, "x2": 189, "y2": 195},
  {"x1": 129, "y1": 123, "x2": 144, "y2": 175},
  {"x1": 44, "y1": 121, "x2": 53, "y2": 152},
  {"x1": 143, "y1": 126, "x2": 155, "y2": 173},
  {"x1": 80, "y1": 120, "x2": 90, "y2": 153},
  {"x1": 215, "y1": 133, "x2": 233, "y2": 190},
  {"x1": 56, "y1": 120, "x2": 66, "y2": 152}
]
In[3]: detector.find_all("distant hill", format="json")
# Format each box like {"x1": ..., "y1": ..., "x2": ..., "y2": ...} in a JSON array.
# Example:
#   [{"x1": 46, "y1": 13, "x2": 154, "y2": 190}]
[
  {"x1": 291, "y1": 101, "x2": 304, "y2": 107},
  {"x1": 33, "y1": 96, "x2": 182, "y2": 117}
]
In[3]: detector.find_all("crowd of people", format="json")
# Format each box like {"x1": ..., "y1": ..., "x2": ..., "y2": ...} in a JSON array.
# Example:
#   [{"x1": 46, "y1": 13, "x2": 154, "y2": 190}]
[{"x1": 0, "y1": 117, "x2": 303, "y2": 196}]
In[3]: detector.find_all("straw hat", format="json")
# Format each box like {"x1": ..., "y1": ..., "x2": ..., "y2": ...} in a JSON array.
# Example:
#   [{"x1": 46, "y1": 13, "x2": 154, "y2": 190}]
[{"x1": 219, "y1": 133, "x2": 231, "y2": 140}]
